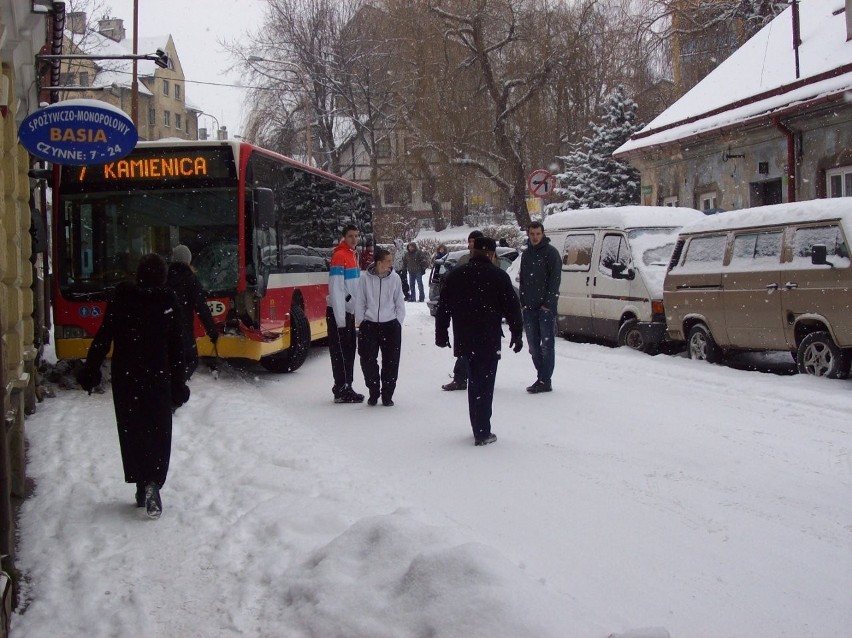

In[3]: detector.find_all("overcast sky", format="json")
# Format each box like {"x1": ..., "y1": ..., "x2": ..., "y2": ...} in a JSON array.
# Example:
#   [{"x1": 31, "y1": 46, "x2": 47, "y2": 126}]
[{"x1": 105, "y1": 0, "x2": 266, "y2": 137}]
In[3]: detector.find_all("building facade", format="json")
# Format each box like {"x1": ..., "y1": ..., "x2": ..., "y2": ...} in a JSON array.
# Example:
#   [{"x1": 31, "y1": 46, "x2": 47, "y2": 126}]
[
  {"x1": 338, "y1": 126, "x2": 504, "y2": 234},
  {"x1": 59, "y1": 13, "x2": 201, "y2": 141},
  {"x1": 615, "y1": 1, "x2": 852, "y2": 211},
  {"x1": 0, "y1": 1, "x2": 51, "y2": 626}
]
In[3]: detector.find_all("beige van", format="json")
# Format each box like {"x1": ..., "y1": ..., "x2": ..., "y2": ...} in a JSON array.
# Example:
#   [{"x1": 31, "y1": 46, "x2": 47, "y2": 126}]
[
  {"x1": 664, "y1": 199, "x2": 852, "y2": 378},
  {"x1": 509, "y1": 206, "x2": 705, "y2": 352}
]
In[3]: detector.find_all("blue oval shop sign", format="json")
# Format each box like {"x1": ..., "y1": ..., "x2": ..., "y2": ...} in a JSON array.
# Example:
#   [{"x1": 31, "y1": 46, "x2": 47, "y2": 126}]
[{"x1": 18, "y1": 99, "x2": 138, "y2": 165}]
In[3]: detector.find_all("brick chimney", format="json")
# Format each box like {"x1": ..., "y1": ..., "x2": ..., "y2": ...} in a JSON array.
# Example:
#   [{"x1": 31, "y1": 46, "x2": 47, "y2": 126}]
[
  {"x1": 67, "y1": 11, "x2": 86, "y2": 35},
  {"x1": 97, "y1": 17, "x2": 126, "y2": 43}
]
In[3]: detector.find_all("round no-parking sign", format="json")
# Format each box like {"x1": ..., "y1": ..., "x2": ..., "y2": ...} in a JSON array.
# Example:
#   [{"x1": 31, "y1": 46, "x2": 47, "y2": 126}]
[{"x1": 527, "y1": 169, "x2": 555, "y2": 197}]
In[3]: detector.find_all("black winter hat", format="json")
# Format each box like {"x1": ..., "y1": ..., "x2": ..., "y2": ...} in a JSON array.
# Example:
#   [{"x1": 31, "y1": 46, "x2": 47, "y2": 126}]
[
  {"x1": 468, "y1": 230, "x2": 484, "y2": 240},
  {"x1": 473, "y1": 236, "x2": 497, "y2": 252},
  {"x1": 136, "y1": 253, "x2": 168, "y2": 288}
]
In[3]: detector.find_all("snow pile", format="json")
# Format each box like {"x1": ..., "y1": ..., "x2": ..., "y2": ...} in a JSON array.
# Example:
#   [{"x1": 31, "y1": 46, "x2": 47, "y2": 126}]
[{"x1": 263, "y1": 510, "x2": 590, "y2": 637}]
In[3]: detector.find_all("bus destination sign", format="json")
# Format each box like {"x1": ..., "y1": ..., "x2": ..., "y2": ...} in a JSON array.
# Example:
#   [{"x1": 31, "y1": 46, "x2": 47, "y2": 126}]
[
  {"x1": 65, "y1": 147, "x2": 237, "y2": 186},
  {"x1": 18, "y1": 99, "x2": 137, "y2": 166}
]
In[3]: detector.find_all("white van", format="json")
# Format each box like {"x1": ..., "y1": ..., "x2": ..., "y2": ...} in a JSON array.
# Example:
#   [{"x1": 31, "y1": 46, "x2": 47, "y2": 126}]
[{"x1": 509, "y1": 206, "x2": 705, "y2": 352}]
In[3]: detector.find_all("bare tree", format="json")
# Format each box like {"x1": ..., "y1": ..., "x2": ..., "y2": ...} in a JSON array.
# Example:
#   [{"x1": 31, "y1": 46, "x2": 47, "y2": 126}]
[{"x1": 632, "y1": 0, "x2": 787, "y2": 97}]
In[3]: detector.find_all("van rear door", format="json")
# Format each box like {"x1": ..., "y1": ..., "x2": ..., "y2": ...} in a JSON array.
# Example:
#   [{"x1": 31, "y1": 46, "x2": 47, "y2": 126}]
[{"x1": 722, "y1": 230, "x2": 786, "y2": 349}]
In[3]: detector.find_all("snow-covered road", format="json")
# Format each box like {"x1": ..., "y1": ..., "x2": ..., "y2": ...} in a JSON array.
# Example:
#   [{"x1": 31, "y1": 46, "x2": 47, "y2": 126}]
[{"x1": 13, "y1": 302, "x2": 852, "y2": 637}]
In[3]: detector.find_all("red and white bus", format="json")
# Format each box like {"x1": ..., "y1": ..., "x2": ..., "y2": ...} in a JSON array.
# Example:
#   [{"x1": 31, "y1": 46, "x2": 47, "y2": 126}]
[{"x1": 52, "y1": 139, "x2": 372, "y2": 372}]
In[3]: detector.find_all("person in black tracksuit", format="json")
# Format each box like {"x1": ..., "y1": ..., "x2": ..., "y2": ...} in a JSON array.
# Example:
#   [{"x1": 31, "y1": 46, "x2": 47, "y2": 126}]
[
  {"x1": 77, "y1": 254, "x2": 189, "y2": 519},
  {"x1": 435, "y1": 237, "x2": 523, "y2": 446},
  {"x1": 167, "y1": 245, "x2": 218, "y2": 379},
  {"x1": 355, "y1": 248, "x2": 406, "y2": 406}
]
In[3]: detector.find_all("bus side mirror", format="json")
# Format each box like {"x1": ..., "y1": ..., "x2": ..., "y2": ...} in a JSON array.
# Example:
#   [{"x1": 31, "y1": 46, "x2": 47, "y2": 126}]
[{"x1": 254, "y1": 188, "x2": 275, "y2": 230}]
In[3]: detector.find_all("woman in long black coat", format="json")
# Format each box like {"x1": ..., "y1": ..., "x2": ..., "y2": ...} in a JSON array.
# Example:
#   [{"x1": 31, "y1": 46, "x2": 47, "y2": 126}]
[{"x1": 77, "y1": 254, "x2": 189, "y2": 519}]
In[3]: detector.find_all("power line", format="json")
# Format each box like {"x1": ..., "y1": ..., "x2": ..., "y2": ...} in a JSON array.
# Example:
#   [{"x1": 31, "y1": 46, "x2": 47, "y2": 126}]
[{"x1": 102, "y1": 68, "x2": 276, "y2": 90}]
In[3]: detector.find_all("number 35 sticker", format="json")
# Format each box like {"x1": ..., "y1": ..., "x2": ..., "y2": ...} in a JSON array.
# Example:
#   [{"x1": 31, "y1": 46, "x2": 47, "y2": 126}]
[{"x1": 207, "y1": 301, "x2": 226, "y2": 317}]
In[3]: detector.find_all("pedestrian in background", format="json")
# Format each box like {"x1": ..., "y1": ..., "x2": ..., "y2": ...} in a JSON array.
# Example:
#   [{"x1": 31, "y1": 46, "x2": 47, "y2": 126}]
[
  {"x1": 403, "y1": 242, "x2": 429, "y2": 302},
  {"x1": 518, "y1": 221, "x2": 562, "y2": 393},
  {"x1": 440, "y1": 229, "x2": 483, "y2": 392},
  {"x1": 393, "y1": 239, "x2": 411, "y2": 301},
  {"x1": 327, "y1": 224, "x2": 365, "y2": 403},
  {"x1": 433, "y1": 243, "x2": 449, "y2": 264},
  {"x1": 76, "y1": 253, "x2": 189, "y2": 519},
  {"x1": 167, "y1": 244, "x2": 218, "y2": 379},
  {"x1": 356, "y1": 248, "x2": 406, "y2": 406},
  {"x1": 359, "y1": 240, "x2": 374, "y2": 271},
  {"x1": 435, "y1": 236, "x2": 523, "y2": 446}
]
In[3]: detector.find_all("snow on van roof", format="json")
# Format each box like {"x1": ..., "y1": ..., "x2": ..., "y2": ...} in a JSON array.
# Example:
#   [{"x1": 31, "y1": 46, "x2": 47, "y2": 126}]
[
  {"x1": 677, "y1": 199, "x2": 852, "y2": 235},
  {"x1": 544, "y1": 206, "x2": 705, "y2": 231}
]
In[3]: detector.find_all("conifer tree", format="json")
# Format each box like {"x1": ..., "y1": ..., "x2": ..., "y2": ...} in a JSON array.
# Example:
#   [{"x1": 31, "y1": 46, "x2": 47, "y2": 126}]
[{"x1": 552, "y1": 86, "x2": 642, "y2": 210}]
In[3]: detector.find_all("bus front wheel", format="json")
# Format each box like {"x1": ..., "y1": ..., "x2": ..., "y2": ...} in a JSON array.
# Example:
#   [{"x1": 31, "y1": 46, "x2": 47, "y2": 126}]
[{"x1": 260, "y1": 305, "x2": 312, "y2": 373}]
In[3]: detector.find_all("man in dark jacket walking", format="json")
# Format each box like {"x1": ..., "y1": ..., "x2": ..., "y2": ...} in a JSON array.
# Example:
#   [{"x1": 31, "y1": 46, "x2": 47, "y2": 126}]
[
  {"x1": 167, "y1": 245, "x2": 219, "y2": 379},
  {"x1": 77, "y1": 254, "x2": 189, "y2": 519},
  {"x1": 518, "y1": 221, "x2": 562, "y2": 393},
  {"x1": 435, "y1": 236, "x2": 523, "y2": 446}
]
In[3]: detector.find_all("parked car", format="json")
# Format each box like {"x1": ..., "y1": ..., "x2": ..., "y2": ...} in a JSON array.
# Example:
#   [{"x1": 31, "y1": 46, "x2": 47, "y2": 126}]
[
  {"x1": 507, "y1": 206, "x2": 705, "y2": 353},
  {"x1": 664, "y1": 198, "x2": 852, "y2": 378},
  {"x1": 426, "y1": 247, "x2": 519, "y2": 316}
]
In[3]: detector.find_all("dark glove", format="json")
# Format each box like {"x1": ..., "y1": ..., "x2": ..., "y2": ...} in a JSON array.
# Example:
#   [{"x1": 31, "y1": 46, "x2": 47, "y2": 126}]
[
  {"x1": 435, "y1": 334, "x2": 450, "y2": 348},
  {"x1": 76, "y1": 366, "x2": 102, "y2": 394},
  {"x1": 510, "y1": 334, "x2": 523, "y2": 353},
  {"x1": 171, "y1": 383, "x2": 190, "y2": 408}
]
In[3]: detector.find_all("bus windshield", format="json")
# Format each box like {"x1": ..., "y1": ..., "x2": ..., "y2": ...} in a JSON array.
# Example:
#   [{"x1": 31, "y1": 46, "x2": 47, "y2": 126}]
[{"x1": 57, "y1": 186, "x2": 239, "y2": 297}]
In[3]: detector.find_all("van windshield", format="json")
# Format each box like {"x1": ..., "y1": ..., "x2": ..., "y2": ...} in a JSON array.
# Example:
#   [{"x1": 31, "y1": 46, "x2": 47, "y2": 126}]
[
  {"x1": 627, "y1": 227, "x2": 681, "y2": 267},
  {"x1": 627, "y1": 227, "x2": 682, "y2": 297}
]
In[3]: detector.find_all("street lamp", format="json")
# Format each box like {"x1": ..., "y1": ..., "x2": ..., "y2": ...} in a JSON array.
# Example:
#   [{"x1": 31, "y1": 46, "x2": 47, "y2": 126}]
[
  {"x1": 247, "y1": 55, "x2": 312, "y2": 166},
  {"x1": 196, "y1": 111, "x2": 221, "y2": 140}
]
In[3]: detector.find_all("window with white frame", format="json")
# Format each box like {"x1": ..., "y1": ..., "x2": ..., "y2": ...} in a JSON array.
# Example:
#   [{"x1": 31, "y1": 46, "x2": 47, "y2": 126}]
[
  {"x1": 175, "y1": 84, "x2": 181, "y2": 100},
  {"x1": 827, "y1": 166, "x2": 852, "y2": 198},
  {"x1": 699, "y1": 191, "x2": 717, "y2": 211},
  {"x1": 175, "y1": 113, "x2": 182, "y2": 131},
  {"x1": 163, "y1": 110, "x2": 170, "y2": 127},
  {"x1": 663, "y1": 195, "x2": 678, "y2": 207},
  {"x1": 163, "y1": 79, "x2": 170, "y2": 96}
]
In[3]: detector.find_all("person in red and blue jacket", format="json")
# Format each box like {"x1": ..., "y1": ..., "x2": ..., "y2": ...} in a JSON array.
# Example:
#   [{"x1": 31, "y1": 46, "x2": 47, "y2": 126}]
[{"x1": 327, "y1": 224, "x2": 366, "y2": 403}]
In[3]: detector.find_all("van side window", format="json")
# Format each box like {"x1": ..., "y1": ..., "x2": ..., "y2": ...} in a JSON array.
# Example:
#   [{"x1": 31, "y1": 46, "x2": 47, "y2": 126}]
[
  {"x1": 562, "y1": 234, "x2": 595, "y2": 272},
  {"x1": 598, "y1": 234, "x2": 632, "y2": 276},
  {"x1": 676, "y1": 234, "x2": 726, "y2": 270},
  {"x1": 730, "y1": 231, "x2": 782, "y2": 267},
  {"x1": 792, "y1": 225, "x2": 850, "y2": 265}
]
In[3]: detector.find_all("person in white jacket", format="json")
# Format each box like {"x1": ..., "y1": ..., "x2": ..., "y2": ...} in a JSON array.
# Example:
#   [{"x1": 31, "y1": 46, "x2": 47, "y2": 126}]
[{"x1": 355, "y1": 248, "x2": 406, "y2": 406}]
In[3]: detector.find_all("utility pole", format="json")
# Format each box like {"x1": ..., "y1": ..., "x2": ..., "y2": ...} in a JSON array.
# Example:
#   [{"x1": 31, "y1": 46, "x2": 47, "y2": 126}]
[{"x1": 131, "y1": 0, "x2": 139, "y2": 126}]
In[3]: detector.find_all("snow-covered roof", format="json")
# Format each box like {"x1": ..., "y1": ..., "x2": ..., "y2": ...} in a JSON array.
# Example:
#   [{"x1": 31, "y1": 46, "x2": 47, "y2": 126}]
[
  {"x1": 544, "y1": 206, "x2": 705, "y2": 231},
  {"x1": 676, "y1": 198, "x2": 852, "y2": 235},
  {"x1": 615, "y1": 0, "x2": 852, "y2": 157},
  {"x1": 69, "y1": 28, "x2": 171, "y2": 93}
]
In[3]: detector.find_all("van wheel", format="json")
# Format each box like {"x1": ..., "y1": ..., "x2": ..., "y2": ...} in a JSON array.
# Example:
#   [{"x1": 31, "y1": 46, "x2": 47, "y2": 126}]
[
  {"x1": 687, "y1": 324, "x2": 722, "y2": 364},
  {"x1": 796, "y1": 331, "x2": 850, "y2": 379},
  {"x1": 618, "y1": 319, "x2": 657, "y2": 354},
  {"x1": 260, "y1": 305, "x2": 311, "y2": 373}
]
